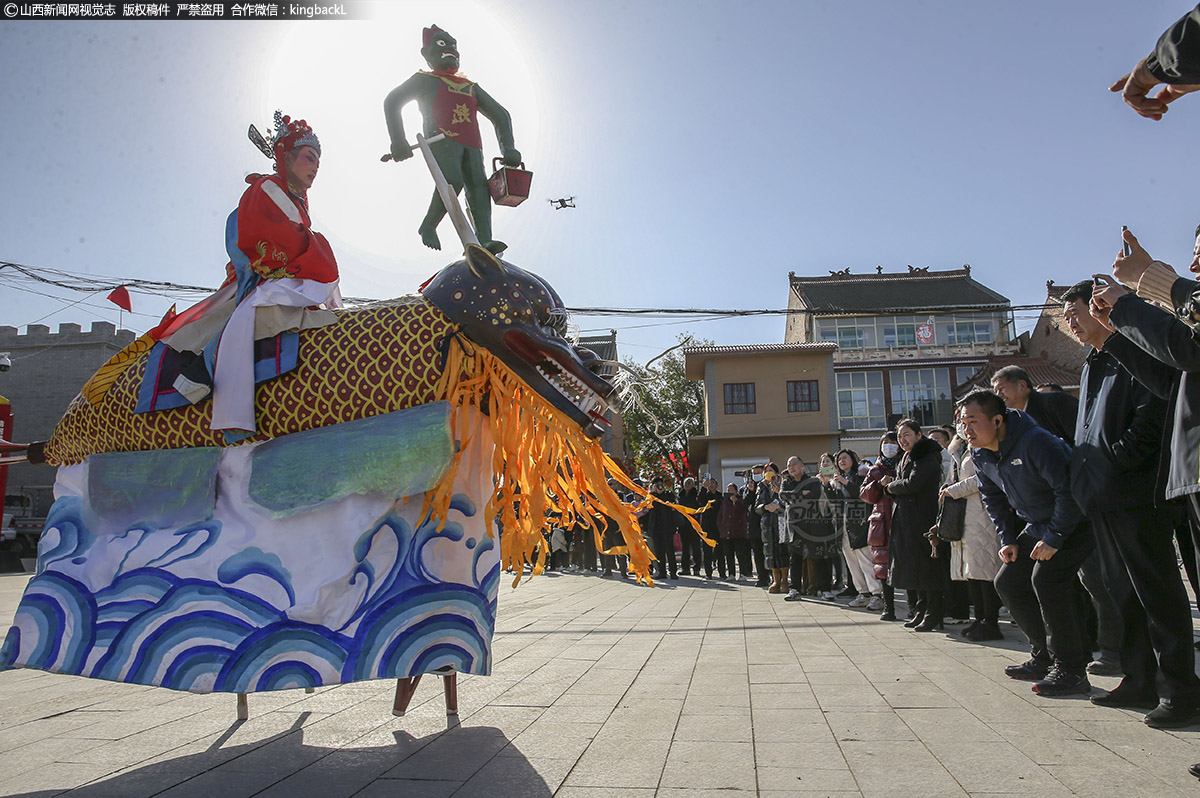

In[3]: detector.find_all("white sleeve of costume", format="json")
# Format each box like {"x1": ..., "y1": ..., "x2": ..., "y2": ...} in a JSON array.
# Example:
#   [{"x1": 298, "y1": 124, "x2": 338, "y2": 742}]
[{"x1": 260, "y1": 180, "x2": 303, "y2": 225}]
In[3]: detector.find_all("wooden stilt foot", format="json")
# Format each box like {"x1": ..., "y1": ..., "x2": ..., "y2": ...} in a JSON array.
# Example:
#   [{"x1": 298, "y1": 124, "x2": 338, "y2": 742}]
[
  {"x1": 236, "y1": 693, "x2": 248, "y2": 721},
  {"x1": 392, "y1": 674, "x2": 422, "y2": 717},
  {"x1": 304, "y1": 686, "x2": 315, "y2": 694},
  {"x1": 442, "y1": 672, "x2": 458, "y2": 716}
]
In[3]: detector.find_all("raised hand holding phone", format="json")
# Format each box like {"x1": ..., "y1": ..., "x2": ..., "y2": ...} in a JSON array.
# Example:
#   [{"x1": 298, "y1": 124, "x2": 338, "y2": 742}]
[{"x1": 1112, "y1": 227, "x2": 1154, "y2": 286}]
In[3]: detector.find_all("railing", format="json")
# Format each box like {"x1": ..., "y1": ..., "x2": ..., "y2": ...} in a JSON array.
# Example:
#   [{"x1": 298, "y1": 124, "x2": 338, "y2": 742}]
[{"x1": 832, "y1": 342, "x2": 1019, "y2": 362}]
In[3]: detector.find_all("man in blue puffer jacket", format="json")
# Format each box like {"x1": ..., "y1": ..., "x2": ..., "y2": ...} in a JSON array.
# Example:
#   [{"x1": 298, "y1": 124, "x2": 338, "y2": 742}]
[{"x1": 958, "y1": 389, "x2": 1095, "y2": 697}]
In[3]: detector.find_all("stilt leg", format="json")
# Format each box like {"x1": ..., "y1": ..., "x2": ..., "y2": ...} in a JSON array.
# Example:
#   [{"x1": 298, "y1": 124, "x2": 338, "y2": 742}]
[
  {"x1": 236, "y1": 693, "x2": 248, "y2": 721},
  {"x1": 392, "y1": 675, "x2": 422, "y2": 717},
  {"x1": 304, "y1": 687, "x2": 315, "y2": 694},
  {"x1": 442, "y1": 673, "x2": 458, "y2": 716}
]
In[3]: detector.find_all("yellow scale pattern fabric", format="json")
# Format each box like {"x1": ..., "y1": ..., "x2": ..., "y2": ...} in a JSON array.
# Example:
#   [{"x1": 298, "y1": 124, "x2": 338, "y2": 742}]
[{"x1": 45, "y1": 297, "x2": 454, "y2": 465}]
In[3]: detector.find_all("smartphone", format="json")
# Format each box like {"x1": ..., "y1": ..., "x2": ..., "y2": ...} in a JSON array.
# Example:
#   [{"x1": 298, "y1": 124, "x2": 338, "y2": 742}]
[
  {"x1": 820, "y1": 465, "x2": 836, "y2": 477},
  {"x1": 1122, "y1": 225, "x2": 1132, "y2": 257}
]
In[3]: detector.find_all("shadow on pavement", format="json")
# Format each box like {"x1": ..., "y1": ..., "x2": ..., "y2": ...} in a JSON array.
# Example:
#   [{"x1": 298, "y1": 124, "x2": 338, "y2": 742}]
[{"x1": 7, "y1": 713, "x2": 551, "y2": 798}]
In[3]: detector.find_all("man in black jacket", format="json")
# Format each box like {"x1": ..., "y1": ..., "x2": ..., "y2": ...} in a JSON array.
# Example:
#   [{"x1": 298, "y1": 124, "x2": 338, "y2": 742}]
[
  {"x1": 991, "y1": 365, "x2": 1078, "y2": 445},
  {"x1": 1109, "y1": 6, "x2": 1200, "y2": 777},
  {"x1": 697, "y1": 477, "x2": 724, "y2": 578},
  {"x1": 742, "y1": 465, "x2": 770, "y2": 587},
  {"x1": 962, "y1": 390, "x2": 1095, "y2": 697},
  {"x1": 993, "y1": 363, "x2": 1122, "y2": 674},
  {"x1": 676, "y1": 478, "x2": 703, "y2": 577},
  {"x1": 1063, "y1": 282, "x2": 1200, "y2": 727},
  {"x1": 645, "y1": 477, "x2": 679, "y2": 580}
]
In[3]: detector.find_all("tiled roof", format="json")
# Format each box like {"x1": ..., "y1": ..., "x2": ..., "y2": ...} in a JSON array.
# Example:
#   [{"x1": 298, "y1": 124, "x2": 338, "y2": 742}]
[
  {"x1": 789, "y1": 267, "x2": 1009, "y2": 313},
  {"x1": 684, "y1": 342, "x2": 838, "y2": 356},
  {"x1": 578, "y1": 332, "x2": 617, "y2": 362},
  {"x1": 578, "y1": 331, "x2": 618, "y2": 377},
  {"x1": 956, "y1": 356, "x2": 1081, "y2": 394}
]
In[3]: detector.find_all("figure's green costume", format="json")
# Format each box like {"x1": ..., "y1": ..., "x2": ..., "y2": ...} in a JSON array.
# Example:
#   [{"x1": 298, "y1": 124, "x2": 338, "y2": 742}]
[{"x1": 384, "y1": 25, "x2": 521, "y2": 255}]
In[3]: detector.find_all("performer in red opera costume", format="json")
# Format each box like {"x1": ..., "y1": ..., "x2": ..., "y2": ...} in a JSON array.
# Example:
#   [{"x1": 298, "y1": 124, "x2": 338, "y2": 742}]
[
  {"x1": 164, "y1": 111, "x2": 343, "y2": 437},
  {"x1": 233, "y1": 115, "x2": 338, "y2": 284}
]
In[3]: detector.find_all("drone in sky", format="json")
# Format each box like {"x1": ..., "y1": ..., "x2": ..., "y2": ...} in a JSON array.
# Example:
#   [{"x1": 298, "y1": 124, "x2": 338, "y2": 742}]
[{"x1": 548, "y1": 197, "x2": 576, "y2": 210}]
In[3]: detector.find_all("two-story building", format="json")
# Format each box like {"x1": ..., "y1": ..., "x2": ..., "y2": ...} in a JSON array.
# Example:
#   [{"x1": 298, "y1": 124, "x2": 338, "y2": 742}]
[
  {"x1": 783, "y1": 266, "x2": 1019, "y2": 453},
  {"x1": 683, "y1": 341, "x2": 839, "y2": 487}
]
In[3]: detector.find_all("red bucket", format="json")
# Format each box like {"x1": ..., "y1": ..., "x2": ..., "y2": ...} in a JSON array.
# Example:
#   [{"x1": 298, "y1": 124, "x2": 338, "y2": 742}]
[{"x1": 488, "y1": 158, "x2": 532, "y2": 207}]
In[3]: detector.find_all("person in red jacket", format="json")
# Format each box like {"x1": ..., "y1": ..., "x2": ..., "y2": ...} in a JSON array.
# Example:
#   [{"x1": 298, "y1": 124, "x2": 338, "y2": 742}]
[
  {"x1": 717, "y1": 482, "x2": 750, "y2": 580},
  {"x1": 165, "y1": 111, "x2": 342, "y2": 436},
  {"x1": 860, "y1": 431, "x2": 902, "y2": 622}
]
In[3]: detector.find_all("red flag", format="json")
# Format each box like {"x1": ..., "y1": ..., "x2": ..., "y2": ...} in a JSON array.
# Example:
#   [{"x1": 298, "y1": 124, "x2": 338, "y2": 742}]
[{"x1": 106, "y1": 286, "x2": 132, "y2": 312}]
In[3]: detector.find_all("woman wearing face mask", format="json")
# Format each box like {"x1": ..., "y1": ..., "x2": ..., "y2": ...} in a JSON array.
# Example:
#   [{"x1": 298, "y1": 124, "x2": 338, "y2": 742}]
[
  {"x1": 880, "y1": 419, "x2": 948, "y2": 632},
  {"x1": 860, "y1": 433, "x2": 902, "y2": 621}
]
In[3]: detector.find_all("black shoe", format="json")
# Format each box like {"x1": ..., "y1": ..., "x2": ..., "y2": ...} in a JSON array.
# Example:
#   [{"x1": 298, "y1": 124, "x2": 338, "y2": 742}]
[
  {"x1": 1031, "y1": 667, "x2": 1090, "y2": 697},
  {"x1": 879, "y1": 611, "x2": 899, "y2": 622},
  {"x1": 913, "y1": 618, "x2": 944, "y2": 633},
  {"x1": 756, "y1": 578, "x2": 771, "y2": 587},
  {"x1": 1144, "y1": 701, "x2": 1200, "y2": 729},
  {"x1": 963, "y1": 622, "x2": 1004, "y2": 642},
  {"x1": 837, "y1": 586, "x2": 858, "y2": 598},
  {"x1": 961, "y1": 619, "x2": 981, "y2": 637},
  {"x1": 1091, "y1": 683, "x2": 1159, "y2": 710},
  {"x1": 668, "y1": 573, "x2": 678, "y2": 580},
  {"x1": 903, "y1": 611, "x2": 926, "y2": 629},
  {"x1": 1189, "y1": 763, "x2": 1200, "y2": 779},
  {"x1": 1005, "y1": 658, "x2": 1051, "y2": 681}
]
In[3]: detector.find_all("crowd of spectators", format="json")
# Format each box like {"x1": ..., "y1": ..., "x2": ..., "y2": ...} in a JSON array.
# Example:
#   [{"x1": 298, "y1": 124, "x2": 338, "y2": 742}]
[{"x1": 539, "y1": 6, "x2": 1200, "y2": 777}]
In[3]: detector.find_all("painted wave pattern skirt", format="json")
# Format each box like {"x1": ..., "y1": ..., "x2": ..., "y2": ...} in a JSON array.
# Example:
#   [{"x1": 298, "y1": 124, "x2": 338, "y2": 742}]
[{"x1": 0, "y1": 404, "x2": 501, "y2": 693}]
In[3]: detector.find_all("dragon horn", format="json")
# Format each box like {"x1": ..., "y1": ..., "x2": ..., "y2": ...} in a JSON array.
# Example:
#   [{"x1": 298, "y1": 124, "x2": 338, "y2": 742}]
[{"x1": 465, "y1": 244, "x2": 506, "y2": 278}]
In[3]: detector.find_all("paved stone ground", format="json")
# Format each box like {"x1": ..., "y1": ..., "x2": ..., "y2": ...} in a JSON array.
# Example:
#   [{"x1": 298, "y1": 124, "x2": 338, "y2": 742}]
[{"x1": 2, "y1": 568, "x2": 1200, "y2": 797}]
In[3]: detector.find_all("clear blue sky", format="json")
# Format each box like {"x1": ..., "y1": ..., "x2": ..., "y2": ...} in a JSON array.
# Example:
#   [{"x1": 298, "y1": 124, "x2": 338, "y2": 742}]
[{"x1": 3, "y1": 1, "x2": 1199, "y2": 362}]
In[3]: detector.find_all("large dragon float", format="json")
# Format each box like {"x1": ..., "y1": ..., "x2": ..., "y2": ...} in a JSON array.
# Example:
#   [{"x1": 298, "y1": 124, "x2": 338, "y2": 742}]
[{"x1": 0, "y1": 243, "x2": 671, "y2": 705}]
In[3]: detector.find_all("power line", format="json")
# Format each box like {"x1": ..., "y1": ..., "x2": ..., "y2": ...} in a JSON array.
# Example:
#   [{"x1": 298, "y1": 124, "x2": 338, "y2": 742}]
[
  {"x1": 2, "y1": 261, "x2": 1064, "y2": 327},
  {"x1": 566, "y1": 303, "x2": 1060, "y2": 317}
]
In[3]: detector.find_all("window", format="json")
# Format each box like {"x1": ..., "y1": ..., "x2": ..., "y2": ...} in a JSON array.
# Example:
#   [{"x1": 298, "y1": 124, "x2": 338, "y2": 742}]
[
  {"x1": 723, "y1": 382, "x2": 756, "y2": 414},
  {"x1": 883, "y1": 324, "x2": 916, "y2": 347},
  {"x1": 817, "y1": 319, "x2": 869, "y2": 349},
  {"x1": 889, "y1": 368, "x2": 953, "y2": 427},
  {"x1": 837, "y1": 327, "x2": 864, "y2": 349},
  {"x1": 787, "y1": 380, "x2": 820, "y2": 412},
  {"x1": 950, "y1": 321, "x2": 992, "y2": 345},
  {"x1": 836, "y1": 371, "x2": 885, "y2": 430},
  {"x1": 955, "y1": 365, "x2": 982, "y2": 387}
]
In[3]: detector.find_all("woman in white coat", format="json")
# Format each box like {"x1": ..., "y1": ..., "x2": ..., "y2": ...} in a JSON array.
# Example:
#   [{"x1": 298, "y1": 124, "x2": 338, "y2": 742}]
[{"x1": 941, "y1": 446, "x2": 1005, "y2": 641}]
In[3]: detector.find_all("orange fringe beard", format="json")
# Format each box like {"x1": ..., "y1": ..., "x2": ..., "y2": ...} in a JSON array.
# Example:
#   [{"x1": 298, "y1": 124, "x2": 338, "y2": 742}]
[{"x1": 422, "y1": 333, "x2": 712, "y2": 588}]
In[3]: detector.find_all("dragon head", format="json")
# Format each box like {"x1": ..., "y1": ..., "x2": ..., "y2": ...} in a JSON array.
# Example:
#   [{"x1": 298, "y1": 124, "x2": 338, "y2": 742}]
[{"x1": 422, "y1": 246, "x2": 616, "y2": 439}]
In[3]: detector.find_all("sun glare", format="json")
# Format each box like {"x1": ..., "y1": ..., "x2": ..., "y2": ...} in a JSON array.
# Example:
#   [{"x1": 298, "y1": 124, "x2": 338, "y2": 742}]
[{"x1": 264, "y1": 1, "x2": 544, "y2": 298}]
